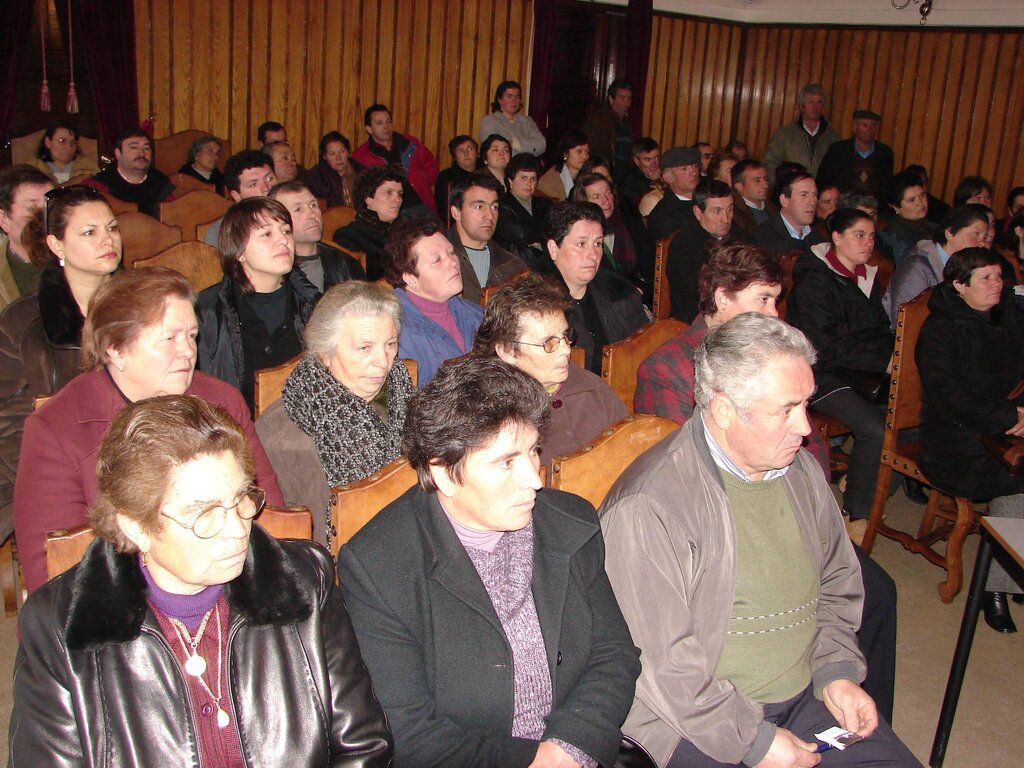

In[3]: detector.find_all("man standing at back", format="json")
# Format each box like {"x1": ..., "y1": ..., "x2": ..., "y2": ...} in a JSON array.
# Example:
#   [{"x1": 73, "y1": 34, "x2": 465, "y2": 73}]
[
  {"x1": 764, "y1": 84, "x2": 841, "y2": 183},
  {"x1": 353, "y1": 104, "x2": 439, "y2": 218},
  {"x1": 816, "y1": 110, "x2": 894, "y2": 203},
  {"x1": 582, "y1": 79, "x2": 634, "y2": 182},
  {"x1": 87, "y1": 128, "x2": 174, "y2": 218}
]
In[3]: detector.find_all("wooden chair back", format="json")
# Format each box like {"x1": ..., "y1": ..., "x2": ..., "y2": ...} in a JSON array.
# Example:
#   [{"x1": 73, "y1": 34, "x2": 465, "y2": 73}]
[
  {"x1": 652, "y1": 234, "x2": 676, "y2": 320},
  {"x1": 132, "y1": 242, "x2": 223, "y2": 292},
  {"x1": 570, "y1": 346, "x2": 585, "y2": 369},
  {"x1": 321, "y1": 206, "x2": 357, "y2": 244},
  {"x1": 45, "y1": 505, "x2": 312, "y2": 580},
  {"x1": 480, "y1": 269, "x2": 531, "y2": 307},
  {"x1": 883, "y1": 288, "x2": 931, "y2": 441},
  {"x1": 118, "y1": 211, "x2": 183, "y2": 267},
  {"x1": 549, "y1": 415, "x2": 679, "y2": 508},
  {"x1": 333, "y1": 243, "x2": 367, "y2": 273},
  {"x1": 870, "y1": 250, "x2": 895, "y2": 294},
  {"x1": 159, "y1": 190, "x2": 231, "y2": 242},
  {"x1": 330, "y1": 457, "x2": 418, "y2": 556},
  {"x1": 601, "y1": 319, "x2": 688, "y2": 412},
  {"x1": 11, "y1": 129, "x2": 98, "y2": 169},
  {"x1": 775, "y1": 250, "x2": 801, "y2": 320},
  {"x1": 154, "y1": 130, "x2": 229, "y2": 177},
  {"x1": 170, "y1": 172, "x2": 216, "y2": 196},
  {"x1": 33, "y1": 394, "x2": 53, "y2": 411},
  {"x1": 100, "y1": 192, "x2": 138, "y2": 216}
]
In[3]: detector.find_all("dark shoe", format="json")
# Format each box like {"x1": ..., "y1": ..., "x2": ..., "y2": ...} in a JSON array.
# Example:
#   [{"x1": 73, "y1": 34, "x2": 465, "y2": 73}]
[
  {"x1": 903, "y1": 477, "x2": 929, "y2": 504},
  {"x1": 1012, "y1": 594, "x2": 1024, "y2": 605},
  {"x1": 983, "y1": 591, "x2": 1018, "y2": 634}
]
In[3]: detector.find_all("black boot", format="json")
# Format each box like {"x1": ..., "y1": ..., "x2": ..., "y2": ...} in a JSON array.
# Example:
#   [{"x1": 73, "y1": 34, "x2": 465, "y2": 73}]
[
  {"x1": 903, "y1": 477, "x2": 929, "y2": 504},
  {"x1": 983, "y1": 591, "x2": 1017, "y2": 634}
]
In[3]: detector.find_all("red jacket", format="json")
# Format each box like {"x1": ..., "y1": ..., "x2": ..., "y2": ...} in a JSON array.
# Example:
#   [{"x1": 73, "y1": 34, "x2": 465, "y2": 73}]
[
  {"x1": 13, "y1": 369, "x2": 284, "y2": 593},
  {"x1": 352, "y1": 133, "x2": 440, "y2": 215}
]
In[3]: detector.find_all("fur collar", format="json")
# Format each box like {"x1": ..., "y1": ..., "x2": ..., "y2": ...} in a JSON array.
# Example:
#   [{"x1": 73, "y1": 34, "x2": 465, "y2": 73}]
[
  {"x1": 65, "y1": 525, "x2": 313, "y2": 651},
  {"x1": 38, "y1": 260, "x2": 84, "y2": 347}
]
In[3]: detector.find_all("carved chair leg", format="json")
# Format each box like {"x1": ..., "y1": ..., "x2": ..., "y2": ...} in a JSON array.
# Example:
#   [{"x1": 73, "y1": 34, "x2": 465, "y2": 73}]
[
  {"x1": 862, "y1": 463, "x2": 894, "y2": 555},
  {"x1": 936, "y1": 497, "x2": 976, "y2": 603},
  {"x1": 918, "y1": 489, "x2": 944, "y2": 539}
]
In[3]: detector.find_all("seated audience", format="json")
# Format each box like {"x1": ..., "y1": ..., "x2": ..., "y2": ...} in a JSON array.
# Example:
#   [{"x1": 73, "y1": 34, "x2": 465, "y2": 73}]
[
  {"x1": 754, "y1": 170, "x2": 826, "y2": 256},
  {"x1": 729, "y1": 158, "x2": 775, "y2": 239},
  {"x1": 494, "y1": 153, "x2": 552, "y2": 268},
  {"x1": 815, "y1": 182, "x2": 840, "y2": 228},
  {"x1": 537, "y1": 130, "x2": 589, "y2": 201},
  {"x1": 724, "y1": 138, "x2": 749, "y2": 160},
  {"x1": 572, "y1": 171, "x2": 654, "y2": 303},
  {"x1": 338, "y1": 355, "x2": 641, "y2": 768},
  {"x1": 306, "y1": 130, "x2": 359, "y2": 208},
  {"x1": 544, "y1": 201, "x2": 647, "y2": 374},
  {"x1": 333, "y1": 165, "x2": 404, "y2": 281},
  {"x1": 383, "y1": 217, "x2": 483, "y2": 385},
  {"x1": 646, "y1": 146, "x2": 702, "y2": 240},
  {"x1": 708, "y1": 149, "x2": 737, "y2": 186},
  {"x1": 446, "y1": 175, "x2": 527, "y2": 303},
  {"x1": 600, "y1": 313, "x2": 920, "y2": 768},
  {"x1": 787, "y1": 209, "x2": 894, "y2": 545},
  {"x1": 263, "y1": 140, "x2": 300, "y2": 183},
  {"x1": 196, "y1": 198, "x2": 319, "y2": 411},
  {"x1": 764, "y1": 82, "x2": 841, "y2": 181},
  {"x1": 352, "y1": 103, "x2": 439, "y2": 217},
  {"x1": 257, "y1": 282, "x2": 415, "y2": 544},
  {"x1": 478, "y1": 80, "x2": 546, "y2": 156},
  {"x1": 1000, "y1": 209, "x2": 1024, "y2": 283},
  {"x1": 696, "y1": 141, "x2": 714, "y2": 177},
  {"x1": 87, "y1": 127, "x2": 174, "y2": 218},
  {"x1": 434, "y1": 134, "x2": 479, "y2": 218},
  {"x1": 618, "y1": 137, "x2": 662, "y2": 205},
  {"x1": 917, "y1": 247, "x2": 1024, "y2": 633},
  {"x1": 953, "y1": 174, "x2": 993, "y2": 208},
  {"x1": 904, "y1": 163, "x2": 950, "y2": 224},
  {"x1": 268, "y1": 180, "x2": 364, "y2": 291},
  {"x1": 11, "y1": 394, "x2": 390, "y2": 765},
  {"x1": 582, "y1": 78, "x2": 634, "y2": 180},
  {"x1": 878, "y1": 170, "x2": 935, "y2": 266},
  {"x1": 884, "y1": 205, "x2": 989, "y2": 322},
  {"x1": 28, "y1": 120, "x2": 98, "y2": 185},
  {"x1": 0, "y1": 166, "x2": 53, "y2": 308},
  {"x1": 474, "y1": 273, "x2": 626, "y2": 470},
  {"x1": 1, "y1": 186, "x2": 119, "y2": 548},
  {"x1": 995, "y1": 185, "x2": 1024, "y2": 249},
  {"x1": 14, "y1": 267, "x2": 283, "y2": 593},
  {"x1": 177, "y1": 134, "x2": 226, "y2": 194},
  {"x1": 257, "y1": 120, "x2": 288, "y2": 145},
  {"x1": 479, "y1": 133, "x2": 513, "y2": 188},
  {"x1": 816, "y1": 108, "x2": 895, "y2": 201},
  {"x1": 203, "y1": 149, "x2": 278, "y2": 246}
]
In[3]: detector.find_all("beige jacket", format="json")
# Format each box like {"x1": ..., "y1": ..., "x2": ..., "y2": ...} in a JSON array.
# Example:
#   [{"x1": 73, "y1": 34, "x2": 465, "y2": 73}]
[
  {"x1": 598, "y1": 413, "x2": 865, "y2": 766},
  {"x1": 0, "y1": 235, "x2": 19, "y2": 311}
]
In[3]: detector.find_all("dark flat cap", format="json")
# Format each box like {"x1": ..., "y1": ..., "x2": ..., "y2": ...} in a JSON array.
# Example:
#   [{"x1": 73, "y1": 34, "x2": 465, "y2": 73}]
[
  {"x1": 659, "y1": 146, "x2": 701, "y2": 170},
  {"x1": 853, "y1": 109, "x2": 882, "y2": 121}
]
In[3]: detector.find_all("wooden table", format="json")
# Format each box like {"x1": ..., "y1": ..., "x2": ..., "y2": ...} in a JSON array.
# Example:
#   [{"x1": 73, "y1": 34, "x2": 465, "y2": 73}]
[{"x1": 930, "y1": 517, "x2": 1024, "y2": 767}]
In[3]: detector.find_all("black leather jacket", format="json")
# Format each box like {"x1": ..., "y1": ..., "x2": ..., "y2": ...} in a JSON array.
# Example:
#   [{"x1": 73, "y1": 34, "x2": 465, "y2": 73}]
[{"x1": 9, "y1": 525, "x2": 393, "y2": 767}]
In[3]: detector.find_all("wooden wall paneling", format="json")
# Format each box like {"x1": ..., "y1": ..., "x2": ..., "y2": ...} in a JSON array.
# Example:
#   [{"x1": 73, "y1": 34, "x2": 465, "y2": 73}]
[
  {"x1": 964, "y1": 34, "x2": 999, "y2": 182},
  {"x1": 208, "y1": 0, "x2": 232, "y2": 142},
  {"x1": 267, "y1": 1, "x2": 289, "y2": 138},
  {"x1": 249, "y1": 1, "x2": 270, "y2": 149},
  {"x1": 993, "y1": 36, "x2": 1024, "y2": 205},
  {"x1": 282, "y1": 2, "x2": 307, "y2": 163},
  {"x1": 136, "y1": 0, "x2": 151, "y2": 130},
  {"x1": 170, "y1": 0, "x2": 190, "y2": 132},
  {"x1": 302, "y1": 0, "x2": 326, "y2": 167},
  {"x1": 641, "y1": 16, "x2": 669, "y2": 144},
  {"x1": 150, "y1": 0, "x2": 172, "y2": 140},
  {"x1": 392, "y1": 0, "x2": 413, "y2": 141},
  {"x1": 336, "y1": 0, "x2": 360, "y2": 145},
  {"x1": 455, "y1": 0, "x2": 480, "y2": 140},
  {"x1": 190, "y1": 0, "x2": 211, "y2": 134},
  {"x1": 229, "y1": 0, "x2": 252, "y2": 156},
  {"x1": 424, "y1": 0, "x2": 448, "y2": 156}
]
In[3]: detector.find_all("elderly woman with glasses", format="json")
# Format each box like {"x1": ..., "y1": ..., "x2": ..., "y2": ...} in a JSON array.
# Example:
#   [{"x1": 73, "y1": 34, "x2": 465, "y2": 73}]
[
  {"x1": 10, "y1": 395, "x2": 392, "y2": 767},
  {"x1": 28, "y1": 120, "x2": 99, "y2": 185},
  {"x1": 474, "y1": 273, "x2": 625, "y2": 471}
]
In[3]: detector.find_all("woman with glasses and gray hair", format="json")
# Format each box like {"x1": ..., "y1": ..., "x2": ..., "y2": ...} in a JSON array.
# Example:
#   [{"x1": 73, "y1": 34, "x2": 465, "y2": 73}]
[
  {"x1": 10, "y1": 394, "x2": 392, "y2": 767},
  {"x1": 474, "y1": 272, "x2": 625, "y2": 472}
]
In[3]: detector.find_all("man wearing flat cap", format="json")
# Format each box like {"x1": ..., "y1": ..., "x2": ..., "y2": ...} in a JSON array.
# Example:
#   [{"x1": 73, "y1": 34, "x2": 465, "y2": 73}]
[
  {"x1": 816, "y1": 110, "x2": 895, "y2": 202},
  {"x1": 647, "y1": 146, "x2": 703, "y2": 240}
]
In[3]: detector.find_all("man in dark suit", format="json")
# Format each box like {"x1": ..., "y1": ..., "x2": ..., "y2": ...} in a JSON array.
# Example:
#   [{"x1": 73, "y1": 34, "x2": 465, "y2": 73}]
[
  {"x1": 730, "y1": 159, "x2": 777, "y2": 240},
  {"x1": 647, "y1": 146, "x2": 702, "y2": 241},
  {"x1": 816, "y1": 109, "x2": 895, "y2": 203},
  {"x1": 755, "y1": 171, "x2": 827, "y2": 256}
]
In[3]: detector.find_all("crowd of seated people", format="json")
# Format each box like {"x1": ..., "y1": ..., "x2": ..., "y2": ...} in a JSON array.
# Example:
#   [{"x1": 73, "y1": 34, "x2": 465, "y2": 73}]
[{"x1": 7, "y1": 66, "x2": 1024, "y2": 768}]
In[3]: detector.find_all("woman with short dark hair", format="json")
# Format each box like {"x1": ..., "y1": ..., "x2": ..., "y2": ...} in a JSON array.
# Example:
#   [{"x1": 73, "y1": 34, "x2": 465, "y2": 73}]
[
  {"x1": 478, "y1": 80, "x2": 546, "y2": 156},
  {"x1": 29, "y1": 121, "x2": 99, "y2": 184},
  {"x1": 307, "y1": 130, "x2": 361, "y2": 208},
  {"x1": 333, "y1": 165, "x2": 406, "y2": 281},
  {"x1": 537, "y1": 131, "x2": 589, "y2": 201}
]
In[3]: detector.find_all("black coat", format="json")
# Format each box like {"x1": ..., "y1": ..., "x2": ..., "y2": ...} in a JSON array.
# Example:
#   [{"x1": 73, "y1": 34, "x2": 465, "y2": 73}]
[
  {"x1": 337, "y1": 486, "x2": 640, "y2": 768},
  {"x1": 786, "y1": 248, "x2": 894, "y2": 397},
  {"x1": 815, "y1": 138, "x2": 895, "y2": 202},
  {"x1": 494, "y1": 193, "x2": 552, "y2": 270},
  {"x1": 646, "y1": 194, "x2": 693, "y2": 242},
  {"x1": 333, "y1": 219, "x2": 389, "y2": 281},
  {"x1": 753, "y1": 211, "x2": 827, "y2": 257},
  {"x1": 318, "y1": 241, "x2": 367, "y2": 288},
  {"x1": 916, "y1": 283, "x2": 1024, "y2": 498},
  {"x1": 10, "y1": 525, "x2": 392, "y2": 767},
  {"x1": 665, "y1": 221, "x2": 740, "y2": 324}
]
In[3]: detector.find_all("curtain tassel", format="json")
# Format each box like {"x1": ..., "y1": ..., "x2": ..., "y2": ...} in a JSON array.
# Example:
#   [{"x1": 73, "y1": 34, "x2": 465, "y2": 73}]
[
  {"x1": 66, "y1": 82, "x2": 79, "y2": 114},
  {"x1": 40, "y1": 80, "x2": 51, "y2": 111}
]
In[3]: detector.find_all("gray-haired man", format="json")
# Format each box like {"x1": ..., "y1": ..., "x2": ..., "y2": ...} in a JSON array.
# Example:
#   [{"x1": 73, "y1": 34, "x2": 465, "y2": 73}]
[{"x1": 600, "y1": 313, "x2": 920, "y2": 768}]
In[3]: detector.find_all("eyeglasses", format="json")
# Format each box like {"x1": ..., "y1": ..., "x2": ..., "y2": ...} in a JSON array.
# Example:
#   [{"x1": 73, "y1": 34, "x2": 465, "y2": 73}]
[
  {"x1": 161, "y1": 486, "x2": 266, "y2": 540},
  {"x1": 42, "y1": 186, "x2": 79, "y2": 239},
  {"x1": 510, "y1": 328, "x2": 577, "y2": 354}
]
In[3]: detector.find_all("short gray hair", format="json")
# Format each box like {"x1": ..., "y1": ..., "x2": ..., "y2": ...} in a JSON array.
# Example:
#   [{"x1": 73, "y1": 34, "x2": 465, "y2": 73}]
[
  {"x1": 694, "y1": 314, "x2": 816, "y2": 411},
  {"x1": 303, "y1": 281, "x2": 402, "y2": 360},
  {"x1": 798, "y1": 83, "x2": 826, "y2": 104}
]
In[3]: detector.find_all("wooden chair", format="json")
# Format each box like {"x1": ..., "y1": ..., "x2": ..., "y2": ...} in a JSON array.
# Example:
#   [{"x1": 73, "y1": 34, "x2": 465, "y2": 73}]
[
  {"x1": 117, "y1": 211, "x2": 183, "y2": 267},
  {"x1": 861, "y1": 289, "x2": 978, "y2": 602},
  {"x1": 132, "y1": 242, "x2": 223, "y2": 292},
  {"x1": 100, "y1": 192, "x2": 138, "y2": 216},
  {"x1": 254, "y1": 357, "x2": 418, "y2": 419},
  {"x1": 170, "y1": 172, "x2": 216, "y2": 196},
  {"x1": 570, "y1": 346, "x2": 585, "y2": 369},
  {"x1": 45, "y1": 505, "x2": 313, "y2": 581},
  {"x1": 11, "y1": 129, "x2": 98, "y2": 170},
  {"x1": 601, "y1": 319, "x2": 688, "y2": 412},
  {"x1": 481, "y1": 269, "x2": 531, "y2": 307},
  {"x1": 153, "y1": 129, "x2": 229, "y2": 177},
  {"x1": 549, "y1": 414, "x2": 679, "y2": 508},
  {"x1": 870, "y1": 251, "x2": 895, "y2": 294},
  {"x1": 321, "y1": 206, "x2": 357, "y2": 244},
  {"x1": 774, "y1": 250, "x2": 801, "y2": 320},
  {"x1": 652, "y1": 234, "x2": 677, "y2": 320},
  {"x1": 333, "y1": 243, "x2": 367, "y2": 273},
  {"x1": 159, "y1": 190, "x2": 231, "y2": 242},
  {"x1": 330, "y1": 457, "x2": 417, "y2": 556},
  {"x1": 196, "y1": 220, "x2": 216, "y2": 244}
]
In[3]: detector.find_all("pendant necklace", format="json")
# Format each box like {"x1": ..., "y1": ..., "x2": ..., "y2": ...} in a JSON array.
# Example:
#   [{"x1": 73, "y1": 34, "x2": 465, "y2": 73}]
[{"x1": 169, "y1": 604, "x2": 230, "y2": 728}]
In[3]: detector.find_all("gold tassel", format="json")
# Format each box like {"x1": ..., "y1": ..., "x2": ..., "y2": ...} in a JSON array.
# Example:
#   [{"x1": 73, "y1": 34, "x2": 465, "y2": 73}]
[
  {"x1": 40, "y1": 80, "x2": 51, "y2": 111},
  {"x1": 66, "y1": 82, "x2": 79, "y2": 114}
]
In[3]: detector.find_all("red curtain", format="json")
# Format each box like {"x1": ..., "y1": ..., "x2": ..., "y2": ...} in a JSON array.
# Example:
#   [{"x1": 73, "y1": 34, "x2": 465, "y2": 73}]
[
  {"x1": 625, "y1": 0, "x2": 653, "y2": 136},
  {"x1": 0, "y1": 0, "x2": 34, "y2": 152},
  {"x1": 528, "y1": 0, "x2": 558, "y2": 133},
  {"x1": 68, "y1": 0, "x2": 139, "y2": 154}
]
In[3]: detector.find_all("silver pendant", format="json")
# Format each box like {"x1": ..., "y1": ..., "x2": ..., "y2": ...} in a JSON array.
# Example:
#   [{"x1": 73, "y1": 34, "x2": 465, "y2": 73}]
[
  {"x1": 216, "y1": 708, "x2": 230, "y2": 728},
  {"x1": 184, "y1": 653, "x2": 207, "y2": 677}
]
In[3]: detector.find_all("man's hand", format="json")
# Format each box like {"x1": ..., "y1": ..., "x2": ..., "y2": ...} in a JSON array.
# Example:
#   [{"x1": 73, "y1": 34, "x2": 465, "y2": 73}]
[
  {"x1": 821, "y1": 679, "x2": 879, "y2": 737},
  {"x1": 755, "y1": 728, "x2": 821, "y2": 768},
  {"x1": 1005, "y1": 406, "x2": 1024, "y2": 437},
  {"x1": 528, "y1": 740, "x2": 580, "y2": 768}
]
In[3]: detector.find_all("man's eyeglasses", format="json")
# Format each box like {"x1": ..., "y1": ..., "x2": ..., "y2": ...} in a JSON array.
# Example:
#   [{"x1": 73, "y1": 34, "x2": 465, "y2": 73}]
[
  {"x1": 161, "y1": 486, "x2": 266, "y2": 540},
  {"x1": 510, "y1": 328, "x2": 577, "y2": 354}
]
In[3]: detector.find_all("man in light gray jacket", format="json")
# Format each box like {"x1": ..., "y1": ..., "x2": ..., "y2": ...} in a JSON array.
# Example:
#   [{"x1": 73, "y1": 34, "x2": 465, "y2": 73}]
[
  {"x1": 599, "y1": 313, "x2": 920, "y2": 768},
  {"x1": 763, "y1": 83, "x2": 841, "y2": 183}
]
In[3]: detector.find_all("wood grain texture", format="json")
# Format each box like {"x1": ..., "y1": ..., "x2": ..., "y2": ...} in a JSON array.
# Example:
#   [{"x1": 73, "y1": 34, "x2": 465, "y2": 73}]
[{"x1": 643, "y1": 13, "x2": 1024, "y2": 201}]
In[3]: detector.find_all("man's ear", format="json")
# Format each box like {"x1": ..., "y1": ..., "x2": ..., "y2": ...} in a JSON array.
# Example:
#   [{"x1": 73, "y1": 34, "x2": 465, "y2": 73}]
[
  {"x1": 428, "y1": 462, "x2": 458, "y2": 498},
  {"x1": 707, "y1": 392, "x2": 736, "y2": 431}
]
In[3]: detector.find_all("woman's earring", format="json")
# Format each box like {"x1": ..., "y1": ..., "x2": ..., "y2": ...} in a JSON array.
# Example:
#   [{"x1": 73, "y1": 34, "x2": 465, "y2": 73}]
[{"x1": 59, "y1": 257, "x2": 65, "y2": 267}]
